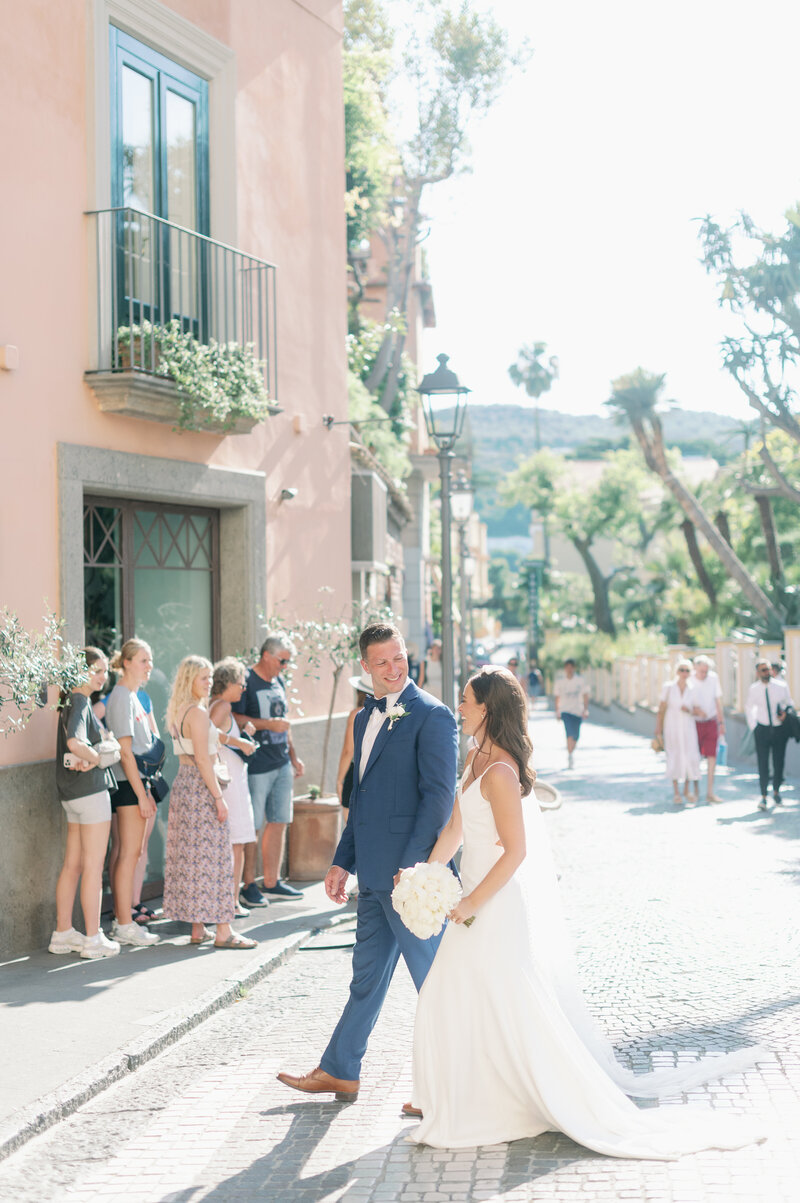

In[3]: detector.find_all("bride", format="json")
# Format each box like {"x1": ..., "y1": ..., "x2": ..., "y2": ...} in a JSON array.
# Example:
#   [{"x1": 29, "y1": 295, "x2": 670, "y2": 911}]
[{"x1": 406, "y1": 666, "x2": 767, "y2": 1157}]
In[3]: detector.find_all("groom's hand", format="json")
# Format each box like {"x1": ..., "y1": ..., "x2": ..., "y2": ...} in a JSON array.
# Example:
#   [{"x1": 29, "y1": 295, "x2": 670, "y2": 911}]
[{"x1": 325, "y1": 866, "x2": 349, "y2": 904}]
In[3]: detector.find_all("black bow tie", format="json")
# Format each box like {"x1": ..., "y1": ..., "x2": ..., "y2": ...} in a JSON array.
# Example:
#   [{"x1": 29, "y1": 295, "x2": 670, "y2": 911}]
[{"x1": 363, "y1": 695, "x2": 387, "y2": 714}]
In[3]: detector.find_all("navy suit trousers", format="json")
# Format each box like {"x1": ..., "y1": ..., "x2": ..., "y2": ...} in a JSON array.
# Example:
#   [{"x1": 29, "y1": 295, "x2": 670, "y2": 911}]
[{"x1": 319, "y1": 888, "x2": 442, "y2": 1081}]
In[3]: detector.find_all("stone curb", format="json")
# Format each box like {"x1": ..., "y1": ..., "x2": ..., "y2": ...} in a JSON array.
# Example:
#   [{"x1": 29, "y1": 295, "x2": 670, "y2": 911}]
[{"x1": 0, "y1": 910, "x2": 355, "y2": 1164}]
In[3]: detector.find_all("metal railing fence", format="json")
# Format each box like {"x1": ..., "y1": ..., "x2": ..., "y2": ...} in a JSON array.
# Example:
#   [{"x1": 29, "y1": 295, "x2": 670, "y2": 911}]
[{"x1": 85, "y1": 207, "x2": 277, "y2": 402}]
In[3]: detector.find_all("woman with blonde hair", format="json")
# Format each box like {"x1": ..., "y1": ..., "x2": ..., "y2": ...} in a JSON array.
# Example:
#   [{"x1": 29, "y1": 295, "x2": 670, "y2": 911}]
[
  {"x1": 164, "y1": 655, "x2": 257, "y2": 949},
  {"x1": 654, "y1": 658, "x2": 702, "y2": 805},
  {"x1": 104, "y1": 638, "x2": 160, "y2": 947},
  {"x1": 209, "y1": 657, "x2": 257, "y2": 917}
]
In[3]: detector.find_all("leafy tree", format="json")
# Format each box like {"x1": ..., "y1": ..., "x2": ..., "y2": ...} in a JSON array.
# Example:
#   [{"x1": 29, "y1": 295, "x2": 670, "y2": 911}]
[
  {"x1": 501, "y1": 449, "x2": 650, "y2": 636},
  {"x1": 347, "y1": 369, "x2": 412, "y2": 481},
  {"x1": 508, "y1": 341, "x2": 559, "y2": 450},
  {"x1": 348, "y1": 0, "x2": 526, "y2": 413},
  {"x1": 344, "y1": 49, "x2": 397, "y2": 252},
  {"x1": 605, "y1": 368, "x2": 783, "y2": 631},
  {"x1": 487, "y1": 553, "x2": 527, "y2": 627},
  {"x1": 0, "y1": 609, "x2": 87, "y2": 735},
  {"x1": 699, "y1": 207, "x2": 800, "y2": 474}
]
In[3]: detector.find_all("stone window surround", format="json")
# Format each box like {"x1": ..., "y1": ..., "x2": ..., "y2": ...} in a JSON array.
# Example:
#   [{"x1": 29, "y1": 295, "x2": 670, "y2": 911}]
[
  {"x1": 87, "y1": 0, "x2": 237, "y2": 244},
  {"x1": 58, "y1": 443, "x2": 266, "y2": 655}
]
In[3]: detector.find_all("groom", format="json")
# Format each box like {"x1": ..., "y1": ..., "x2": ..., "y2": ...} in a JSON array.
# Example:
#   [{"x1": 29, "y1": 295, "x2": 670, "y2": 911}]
[{"x1": 277, "y1": 621, "x2": 458, "y2": 1101}]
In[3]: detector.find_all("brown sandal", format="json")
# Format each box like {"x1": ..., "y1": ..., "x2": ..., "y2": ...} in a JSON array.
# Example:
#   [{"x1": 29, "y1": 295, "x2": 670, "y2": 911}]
[
  {"x1": 214, "y1": 934, "x2": 258, "y2": 950},
  {"x1": 401, "y1": 1102, "x2": 423, "y2": 1118},
  {"x1": 189, "y1": 928, "x2": 214, "y2": 944}
]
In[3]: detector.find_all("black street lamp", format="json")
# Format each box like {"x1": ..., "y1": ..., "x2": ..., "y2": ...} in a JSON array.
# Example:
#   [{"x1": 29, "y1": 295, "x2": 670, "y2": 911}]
[
  {"x1": 417, "y1": 354, "x2": 470, "y2": 711},
  {"x1": 451, "y1": 472, "x2": 474, "y2": 694}
]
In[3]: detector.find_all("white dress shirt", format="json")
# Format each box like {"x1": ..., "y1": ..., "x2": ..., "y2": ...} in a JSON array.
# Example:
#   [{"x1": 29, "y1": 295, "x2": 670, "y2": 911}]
[
  {"x1": 745, "y1": 678, "x2": 793, "y2": 730},
  {"x1": 359, "y1": 680, "x2": 408, "y2": 779}
]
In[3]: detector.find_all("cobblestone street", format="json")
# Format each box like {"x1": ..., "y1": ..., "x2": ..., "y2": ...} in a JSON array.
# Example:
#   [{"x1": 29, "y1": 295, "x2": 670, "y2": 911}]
[{"x1": 2, "y1": 711, "x2": 800, "y2": 1202}]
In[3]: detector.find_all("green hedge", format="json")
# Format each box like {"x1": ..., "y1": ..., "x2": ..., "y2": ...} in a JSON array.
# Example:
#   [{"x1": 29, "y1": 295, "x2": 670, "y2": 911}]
[{"x1": 540, "y1": 627, "x2": 667, "y2": 679}]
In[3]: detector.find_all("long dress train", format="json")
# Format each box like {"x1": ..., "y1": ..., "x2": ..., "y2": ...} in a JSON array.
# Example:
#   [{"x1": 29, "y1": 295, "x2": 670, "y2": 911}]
[{"x1": 408, "y1": 766, "x2": 767, "y2": 1157}]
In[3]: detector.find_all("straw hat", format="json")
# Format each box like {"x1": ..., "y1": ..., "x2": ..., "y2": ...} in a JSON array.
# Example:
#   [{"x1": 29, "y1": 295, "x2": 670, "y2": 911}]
[
  {"x1": 349, "y1": 673, "x2": 375, "y2": 695},
  {"x1": 533, "y1": 779, "x2": 561, "y2": 810}
]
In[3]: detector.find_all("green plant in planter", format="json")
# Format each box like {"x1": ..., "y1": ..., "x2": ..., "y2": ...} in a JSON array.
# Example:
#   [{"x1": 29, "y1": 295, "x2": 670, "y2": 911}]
[
  {"x1": 116, "y1": 320, "x2": 270, "y2": 431},
  {"x1": 308, "y1": 784, "x2": 322, "y2": 800}
]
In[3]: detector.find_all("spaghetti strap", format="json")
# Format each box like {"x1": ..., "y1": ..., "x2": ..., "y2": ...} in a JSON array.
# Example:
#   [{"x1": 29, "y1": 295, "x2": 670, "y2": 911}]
[{"x1": 482, "y1": 760, "x2": 520, "y2": 783}]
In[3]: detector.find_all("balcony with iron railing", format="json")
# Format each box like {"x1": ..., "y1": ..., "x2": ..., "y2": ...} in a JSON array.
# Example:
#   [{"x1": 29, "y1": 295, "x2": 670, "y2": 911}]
[{"x1": 84, "y1": 207, "x2": 279, "y2": 433}]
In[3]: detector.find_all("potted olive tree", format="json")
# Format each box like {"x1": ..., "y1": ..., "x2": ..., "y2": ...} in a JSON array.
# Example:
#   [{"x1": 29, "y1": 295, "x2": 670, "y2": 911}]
[
  {"x1": 0, "y1": 609, "x2": 87, "y2": 734},
  {"x1": 286, "y1": 603, "x2": 392, "y2": 880}
]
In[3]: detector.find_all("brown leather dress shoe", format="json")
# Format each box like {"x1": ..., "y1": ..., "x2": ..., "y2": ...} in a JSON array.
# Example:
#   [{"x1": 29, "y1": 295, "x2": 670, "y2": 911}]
[
  {"x1": 276, "y1": 1067, "x2": 359, "y2": 1103},
  {"x1": 401, "y1": 1102, "x2": 423, "y2": 1118}
]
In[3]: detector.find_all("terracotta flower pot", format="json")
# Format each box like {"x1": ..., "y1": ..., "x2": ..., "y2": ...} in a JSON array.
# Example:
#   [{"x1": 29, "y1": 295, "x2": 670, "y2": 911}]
[{"x1": 288, "y1": 796, "x2": 342, "y2": 881}]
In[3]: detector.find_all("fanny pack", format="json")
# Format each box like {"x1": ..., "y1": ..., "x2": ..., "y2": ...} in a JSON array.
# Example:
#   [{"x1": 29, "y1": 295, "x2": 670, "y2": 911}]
[
  {"x1": 135, "y1": 736, "x2": 166, "y2": 778},
  {"x1": 135, "y1": 736, "x2": 169, "y2": 803}
]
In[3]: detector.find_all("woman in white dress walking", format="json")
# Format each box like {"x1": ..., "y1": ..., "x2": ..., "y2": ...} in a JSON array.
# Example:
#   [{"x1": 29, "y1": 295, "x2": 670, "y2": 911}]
[
  {"x1": 407, "y1": 666, "x2": 766, "y2": 1157},
  {"x1": 654, "y1": 659, "x2": 702, "y2": 804}
]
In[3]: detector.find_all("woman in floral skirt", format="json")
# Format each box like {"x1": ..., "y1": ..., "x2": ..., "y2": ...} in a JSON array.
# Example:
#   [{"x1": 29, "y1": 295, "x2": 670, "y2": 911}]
[{"x1": 164, "y1": 655, "x2": 257, "y2": 950}]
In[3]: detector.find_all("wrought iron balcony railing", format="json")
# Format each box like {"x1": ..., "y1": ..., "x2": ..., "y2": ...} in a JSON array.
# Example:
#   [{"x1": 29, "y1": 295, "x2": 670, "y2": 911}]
[{"x1": 85, "y1": 207, "x2": 277, "y2": 403}]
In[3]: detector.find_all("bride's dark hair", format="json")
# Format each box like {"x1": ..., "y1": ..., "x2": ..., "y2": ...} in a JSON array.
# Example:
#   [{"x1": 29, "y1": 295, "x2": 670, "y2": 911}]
[{"x1": 469, "y1": 667, "x2": 535, "y2": 797}]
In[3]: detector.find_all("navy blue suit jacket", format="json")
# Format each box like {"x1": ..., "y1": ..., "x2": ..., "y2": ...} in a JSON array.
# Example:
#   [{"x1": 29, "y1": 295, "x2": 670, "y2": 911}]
[{"x1": 332, "y1": 679, "x2": 458, "y2": 892}]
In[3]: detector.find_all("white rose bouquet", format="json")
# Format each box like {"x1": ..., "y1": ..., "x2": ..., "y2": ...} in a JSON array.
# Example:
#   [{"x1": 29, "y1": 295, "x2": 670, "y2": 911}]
[{"x1": 391, "y1": 861, "x2": 472, "y2": 939}]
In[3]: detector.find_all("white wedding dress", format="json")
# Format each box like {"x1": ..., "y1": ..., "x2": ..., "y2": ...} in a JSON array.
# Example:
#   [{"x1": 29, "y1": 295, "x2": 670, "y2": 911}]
[{"x1": 408, "y1": 764, "x2": 767, "y2": 1156}]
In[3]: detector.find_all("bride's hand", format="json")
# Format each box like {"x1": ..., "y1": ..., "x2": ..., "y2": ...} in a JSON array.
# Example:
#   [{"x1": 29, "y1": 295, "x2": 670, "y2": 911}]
[{"x1": 448, "y1": 897, "x2": 476, "y2": 925}]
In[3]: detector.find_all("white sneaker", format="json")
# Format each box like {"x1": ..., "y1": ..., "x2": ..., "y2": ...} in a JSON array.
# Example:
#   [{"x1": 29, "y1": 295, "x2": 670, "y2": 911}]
[
  {"x1": 111, "y1": 920, "x2": 160, "y2": 946},
  {"x1": 48, "y1": 927, "x2": 85, "y2": 955},
  {"x1": 81, "y1": 930, "x2": 120, "y2": 959}
]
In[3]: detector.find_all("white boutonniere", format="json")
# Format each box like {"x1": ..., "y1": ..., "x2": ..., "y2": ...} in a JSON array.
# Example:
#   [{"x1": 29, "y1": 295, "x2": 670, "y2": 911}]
[{"x1": 386, "y1": 703, "x2": 408, "y2": 730}]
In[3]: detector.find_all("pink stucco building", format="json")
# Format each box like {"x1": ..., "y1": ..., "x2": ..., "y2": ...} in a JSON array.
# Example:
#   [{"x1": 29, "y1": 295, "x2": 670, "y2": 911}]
[{"x1": 0, "y1": 0, "x2": 350, "y2": 954}]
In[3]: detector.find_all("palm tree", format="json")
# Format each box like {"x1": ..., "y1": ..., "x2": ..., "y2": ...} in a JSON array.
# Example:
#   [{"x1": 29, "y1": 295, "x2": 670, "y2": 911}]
[{"x1": 606, "y1": 369, "x2": 783, "y2": 631}]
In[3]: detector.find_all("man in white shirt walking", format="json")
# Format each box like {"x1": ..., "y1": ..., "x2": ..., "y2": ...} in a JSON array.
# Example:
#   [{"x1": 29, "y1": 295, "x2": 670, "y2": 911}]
[
  {"x1": 691, "y1": 656, "x2": 726, "y2": 803},
  {"x1": 745, "y1": 658, "x2": 793, "y2": 811},
  {"x1": 554, "y1": 659, "x2": 590, "y2": 770}
]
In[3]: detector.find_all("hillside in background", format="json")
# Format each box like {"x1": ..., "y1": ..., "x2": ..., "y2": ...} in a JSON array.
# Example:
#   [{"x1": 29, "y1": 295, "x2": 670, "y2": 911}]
[{"x1": 457, "y1": 404, "x2": 749, "y2": 538}]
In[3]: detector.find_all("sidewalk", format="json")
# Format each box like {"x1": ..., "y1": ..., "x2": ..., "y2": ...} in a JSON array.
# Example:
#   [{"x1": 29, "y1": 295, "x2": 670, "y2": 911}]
[{"x1": 0, "y1": 880, "x2": 355, "y2": 1162}]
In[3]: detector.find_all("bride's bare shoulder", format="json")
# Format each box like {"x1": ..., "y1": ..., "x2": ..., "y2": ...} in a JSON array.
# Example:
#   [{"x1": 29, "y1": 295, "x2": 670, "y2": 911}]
[{"x1": 480, "y1": 756, "x2": 520, "y2": 797}]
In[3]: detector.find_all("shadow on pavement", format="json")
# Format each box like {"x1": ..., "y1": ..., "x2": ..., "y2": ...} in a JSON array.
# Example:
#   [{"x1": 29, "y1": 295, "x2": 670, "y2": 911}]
[
  {"x1": 172, "y1": 1101, "x2": 588, "y2": 1202},
  {"x1": 0, "y1": 906, "x2": 350, "y2": 1011}
]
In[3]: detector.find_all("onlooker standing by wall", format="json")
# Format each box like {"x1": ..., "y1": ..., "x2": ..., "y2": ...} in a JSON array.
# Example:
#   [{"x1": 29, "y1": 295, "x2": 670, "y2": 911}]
[
  {"x1": 527, "y1": 662, "x2": 544, "y2": 711},
  {"x1": 336, "y1": 673, "x2": 374, "y2": 809},
  {"x1": 506, "y1": 656, "x2": 525, "y2": 689},
  {"x1": 233, "y1": 636, "x2": 305, "y2": 904},
  {"x1": 554, "y1": 659, "x2": 590, "y2": 769},
  {"x1": 406, "y1": 643, "x2": 422, "y2": 686},
  {"x1": 655, "y1": 659, "x2": 701, "y2": 805},
  {"x1": 691, "y1": 655, "x2": 726, "y2": 804},
  {"x1": 51, "y1": 648, "x2": 119, "y2": 959},
  {"x1": 746, "y1": 658, "x2": 794, "y2": 812},
  {"x1": 209, "y1": 658, "x2": 258, "y2": 918},
  {"x1": 104, "y1": 639, "x2": 160, "y2": 948},
  {"x1": 104, "y1": 684, "x2": 160, "y2": 926},
  {"x1": 165, "y1": 655, "x2": 256, "y2": 949},
  {"x1": 421, "y1": 640, "x2": 443, "y2": 700}
]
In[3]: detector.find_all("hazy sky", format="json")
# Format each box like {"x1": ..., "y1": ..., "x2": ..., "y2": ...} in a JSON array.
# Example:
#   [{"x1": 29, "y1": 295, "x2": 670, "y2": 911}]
[{"x1": 420, "y1": 0, "x2": 800, "y2": 419}]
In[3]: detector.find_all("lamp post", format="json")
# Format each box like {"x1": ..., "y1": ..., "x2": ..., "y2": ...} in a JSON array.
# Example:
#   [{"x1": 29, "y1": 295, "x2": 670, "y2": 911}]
[
  {"x1": 527, "y1": 558, "x2": 545, "y2": 666},
  {"x1": 417, "y1": 354, "x2": 471, "y2": 712},
  {"x1": 464, "y1": 554, "x2": 476, "y2": 647},
  {"x1": 451, "y1": 472, "x2": 474, "y2": 694}
]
